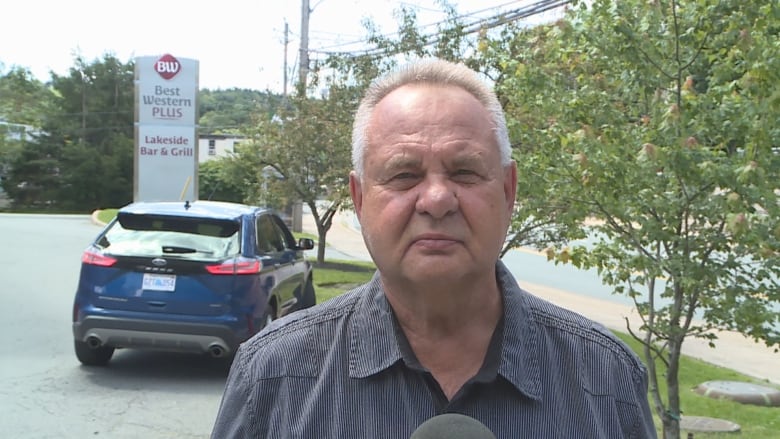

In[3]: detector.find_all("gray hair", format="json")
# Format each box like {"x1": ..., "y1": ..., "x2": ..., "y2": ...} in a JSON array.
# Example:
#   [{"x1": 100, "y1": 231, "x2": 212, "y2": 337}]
[{"x1": 351, "y1": 58, "x2": 512, "y2": 178}]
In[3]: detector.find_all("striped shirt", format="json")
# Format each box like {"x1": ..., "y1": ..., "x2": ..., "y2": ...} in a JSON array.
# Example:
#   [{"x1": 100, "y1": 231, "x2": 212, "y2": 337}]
[{"x1": 211, "y1": 261, "x2": 656, "y2": 438}]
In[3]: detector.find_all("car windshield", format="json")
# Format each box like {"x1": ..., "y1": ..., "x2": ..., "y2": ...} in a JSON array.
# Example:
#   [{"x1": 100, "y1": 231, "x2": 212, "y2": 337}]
[{"x1": 99, "y1": 214, "x2": 241, "y2": 260}]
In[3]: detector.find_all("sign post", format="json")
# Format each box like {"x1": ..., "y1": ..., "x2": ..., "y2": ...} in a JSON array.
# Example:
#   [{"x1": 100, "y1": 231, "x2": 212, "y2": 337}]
[{"x1": 134, "y1": 54, "x2": 199, "y2": 202}]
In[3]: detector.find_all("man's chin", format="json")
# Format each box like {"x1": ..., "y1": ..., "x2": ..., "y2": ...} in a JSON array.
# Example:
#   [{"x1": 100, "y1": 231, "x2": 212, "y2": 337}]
[{"x1": 402, "y1": 259, "x2": 469, "y2": 283}]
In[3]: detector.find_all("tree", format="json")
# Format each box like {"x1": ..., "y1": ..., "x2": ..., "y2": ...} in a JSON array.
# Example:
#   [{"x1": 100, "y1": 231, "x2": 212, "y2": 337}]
[
  {"x1": 198, "y1": 158, "x2": 248, "y2": 203},
  {"x1": 486, "y1": 1, "x2": 779, "y2": 437},
  {"x1": 228, "y1": 88, "x2": 355, "y2": 263},
  {"x1": 0, "y1": 67, "x2": 55, "y2": 204},
  {"x1": 0, "y1": 66, "x2": 54, "y2": 125},
  {"x1": 0, "y1": 69, "x2": 63, "y2": 208},
  {"x1": 3, "y1": 54, "x2": 136, "y2": 210},
  {"x1": 50, "y1": 54, "x2": 135, "y2": 210},
  {"x1": 1, "y1": 138, "x2": 62, "y2": 207},
  {"x1": 199, "y1": 88, "x2": 284, "y2": 135}
]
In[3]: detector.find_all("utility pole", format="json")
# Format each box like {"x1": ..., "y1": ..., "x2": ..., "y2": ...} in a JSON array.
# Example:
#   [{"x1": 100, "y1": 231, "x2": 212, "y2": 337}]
[
  {"x1": 289, "y1": 0, "x2": 312, "y2": 233},
  {"x1": 298, "y1": 0, "x2": 310, "y2": 95},
  {"x1": 283, "y1": 20, "x2": 289, "y2": 97}
]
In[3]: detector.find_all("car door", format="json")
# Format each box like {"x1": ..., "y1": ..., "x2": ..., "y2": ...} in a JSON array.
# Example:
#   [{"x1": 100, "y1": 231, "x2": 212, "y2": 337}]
[
  {"x1": 255, "y1": 214, "x2": 297, "y2": 315},
  {"x1": 269, "y1": 214, "x2": 307, "y2": 314}
]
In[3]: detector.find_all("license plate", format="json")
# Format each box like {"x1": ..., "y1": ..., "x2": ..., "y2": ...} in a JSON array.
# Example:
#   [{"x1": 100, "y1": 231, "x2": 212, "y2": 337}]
[{"x1": 142, "y1": 273, "x2": 176, "y2": 291}]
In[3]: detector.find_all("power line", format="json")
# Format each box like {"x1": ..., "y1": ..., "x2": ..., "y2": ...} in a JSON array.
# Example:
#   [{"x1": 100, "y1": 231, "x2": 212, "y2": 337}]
[
  {"x1": 309, "y1": 0, "x2": 569, "y2": 56},
  {"x1": 313, "y1": 0, "x2": 531, "y2": 51}
]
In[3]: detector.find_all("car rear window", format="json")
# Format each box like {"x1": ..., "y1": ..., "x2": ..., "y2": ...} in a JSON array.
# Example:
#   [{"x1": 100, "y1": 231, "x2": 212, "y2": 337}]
[{"x1": 98, "y1": 214, "x2": 241, "y2": 260}]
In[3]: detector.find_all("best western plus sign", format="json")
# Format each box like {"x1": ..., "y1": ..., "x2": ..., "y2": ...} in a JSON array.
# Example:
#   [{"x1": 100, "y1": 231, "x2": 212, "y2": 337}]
[
  {"x1": 134, "y1": 53, "x2": 199, "y2": 202},
  {"x1": 143, "y1": 86, "x2": 191, "y2": 119}
]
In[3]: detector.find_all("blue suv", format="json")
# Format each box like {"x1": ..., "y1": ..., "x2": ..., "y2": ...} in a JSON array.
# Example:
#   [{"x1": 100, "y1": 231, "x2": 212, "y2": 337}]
[{"x1": 72, "y1": 200, "x2": 315, "y2": 366}]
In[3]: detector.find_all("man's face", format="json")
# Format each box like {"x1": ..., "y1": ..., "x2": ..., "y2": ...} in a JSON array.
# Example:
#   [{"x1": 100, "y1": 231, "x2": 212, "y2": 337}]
[{"x1": 350, "y1": 84, "x2": 517, "y2": 288}]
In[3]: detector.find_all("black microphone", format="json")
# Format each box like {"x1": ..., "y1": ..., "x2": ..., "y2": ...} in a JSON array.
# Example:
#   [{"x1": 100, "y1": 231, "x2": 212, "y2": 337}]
[{"x1": 410, "y1": 413, "x2": 497, "y2": 439}]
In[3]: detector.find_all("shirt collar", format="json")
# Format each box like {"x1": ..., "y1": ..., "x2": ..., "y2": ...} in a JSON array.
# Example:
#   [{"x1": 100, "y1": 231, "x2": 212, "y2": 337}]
[
  {"x1": 348, "y1": 271, "x2": 404, "y2": 378},
  {"x1": 347, "y1": 262, "x2": 542, "y2": 401},
  {"x1": 495, "y1": 260, "x2": 542, "y2": 401}
]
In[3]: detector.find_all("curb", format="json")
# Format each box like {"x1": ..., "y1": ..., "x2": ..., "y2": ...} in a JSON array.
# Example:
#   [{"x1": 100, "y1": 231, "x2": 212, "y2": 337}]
[
  {"x1": 694, "y1": 380, "x2": 780, "y2": 407},
  {"x1": 90, "y1": 210, "x2": 106, "y2": 226},
  {"x1": 680, "y1": 416, "x2": 740, "y2": 434}
]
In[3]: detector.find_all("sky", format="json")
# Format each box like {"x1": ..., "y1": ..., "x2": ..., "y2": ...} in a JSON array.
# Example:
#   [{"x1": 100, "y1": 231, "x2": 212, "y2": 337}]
[{"x1": 1, "y1": 0, "x2": 565, "y2": 92}]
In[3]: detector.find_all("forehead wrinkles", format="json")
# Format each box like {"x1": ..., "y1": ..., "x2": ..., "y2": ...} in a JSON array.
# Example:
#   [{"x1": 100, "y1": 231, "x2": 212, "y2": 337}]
[
  {"x1": 369, "y1": 114, "x2": 487, "y2": 149},
  {"x1": 369, "y1": 84, "x2": 493, "y2": 136},
  {"x1": 364, "y1": 84, "x2": 497, "y2": 173}
]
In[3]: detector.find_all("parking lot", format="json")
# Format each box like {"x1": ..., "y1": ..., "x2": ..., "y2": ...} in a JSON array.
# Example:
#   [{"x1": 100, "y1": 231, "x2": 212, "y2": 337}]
[{"x1": 0, "y1": 214, "x2": 224, "y2": 438}]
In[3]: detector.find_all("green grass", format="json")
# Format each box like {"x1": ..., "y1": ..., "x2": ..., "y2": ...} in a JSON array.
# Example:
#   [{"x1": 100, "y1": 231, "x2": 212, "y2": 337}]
[
  {"x1": 311, "y1": 259, "x2": 376, "y2": 302},
  {"x1": 295, "y1": 231, "x2": 318, "y2": 241},
  {"x1": 96, "y1": 208, "x2": 118, "y2": 224},
  {"x1": 311, "y1": 260, "x2": 780, "y2": 438},
  {"x1": 615, "y1": 332, "x2": 780, "y2": 438}
]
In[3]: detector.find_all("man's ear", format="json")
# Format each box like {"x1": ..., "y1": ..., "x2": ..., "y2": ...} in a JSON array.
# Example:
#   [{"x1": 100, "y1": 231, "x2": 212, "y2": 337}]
[
  {"x1": 349, "y1": 171, "x2": 363, "y2": 221},
  {"x1": 504, "y1": 161, "x2": 518, "y2": 216}
]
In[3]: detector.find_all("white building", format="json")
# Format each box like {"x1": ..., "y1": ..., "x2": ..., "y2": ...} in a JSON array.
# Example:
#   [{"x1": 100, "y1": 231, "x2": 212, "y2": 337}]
[
  {"x1": 198, "y1": 134, "x2": 244, "y2": 163},
  {"x1": 0, "y1": 119, "x2": 39, "y2": 141}
]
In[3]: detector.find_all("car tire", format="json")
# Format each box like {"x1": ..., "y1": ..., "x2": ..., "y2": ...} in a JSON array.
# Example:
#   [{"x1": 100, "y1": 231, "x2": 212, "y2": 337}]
[
  {"x1": 298, "y1": 277, "x2": 316, "y2": 310},
  {"x1": 74, "y1": 340, "x2": 115, "y2": 366},
  {"x1": 260, "y1": 301, "x2": 277, "y2": 330}
]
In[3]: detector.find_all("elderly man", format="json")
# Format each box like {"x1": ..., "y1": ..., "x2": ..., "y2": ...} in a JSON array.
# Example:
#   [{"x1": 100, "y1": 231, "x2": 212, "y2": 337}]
[{"x1": 211, "y1": 59, "x2": 656, "y2": 438}]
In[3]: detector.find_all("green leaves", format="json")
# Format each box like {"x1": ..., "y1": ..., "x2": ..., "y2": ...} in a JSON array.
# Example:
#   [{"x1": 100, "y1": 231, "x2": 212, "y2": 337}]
[
  {"x1": 1, "y1": 55, "x2": 137, "y2": 210},
  {"x1": 482, "y1": 1, "x2": 779, "y2": 434}
]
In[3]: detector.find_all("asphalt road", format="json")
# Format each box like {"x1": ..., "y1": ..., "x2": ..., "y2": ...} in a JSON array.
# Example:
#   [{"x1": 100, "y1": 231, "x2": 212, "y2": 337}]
[{"x1": 0, "y1": 214, "x2": 228, "y2": 439}]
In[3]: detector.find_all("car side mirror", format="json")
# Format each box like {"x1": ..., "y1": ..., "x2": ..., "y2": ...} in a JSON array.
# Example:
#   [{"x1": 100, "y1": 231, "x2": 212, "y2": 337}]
[{"x1": 296, "y1": 238, "x2": 315, "y2": 251}]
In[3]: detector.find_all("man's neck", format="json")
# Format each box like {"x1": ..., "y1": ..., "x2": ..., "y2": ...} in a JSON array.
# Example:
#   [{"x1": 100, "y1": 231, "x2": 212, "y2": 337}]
[{"x1": 385, "y1": 278, "x2": 503, "y2": 399}]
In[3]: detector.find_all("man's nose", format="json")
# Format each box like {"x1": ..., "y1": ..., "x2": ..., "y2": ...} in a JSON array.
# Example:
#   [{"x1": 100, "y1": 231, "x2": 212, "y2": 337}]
[{"x1": 415, "y1": 178, "x2": 458, "y2": 219}]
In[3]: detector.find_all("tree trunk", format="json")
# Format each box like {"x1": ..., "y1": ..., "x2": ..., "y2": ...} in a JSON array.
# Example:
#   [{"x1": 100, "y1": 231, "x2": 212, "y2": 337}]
[
  {"x1": 317, "y1": 228, "x2": 327, "y2": 264},
  {"x1": 662, "y1": 336, "x2": 683, "y2": 439},
  {"x1": 313, "y1": 201, "x2": 338, "y2": 264}
]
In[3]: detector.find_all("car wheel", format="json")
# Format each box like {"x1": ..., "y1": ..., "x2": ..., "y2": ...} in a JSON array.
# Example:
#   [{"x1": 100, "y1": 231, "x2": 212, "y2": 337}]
[
  {"x1": 261, "y1": 302, "x2": 276, "y2": 330},
  {"x1": 74, "y1": 340, "x2": 114, "y2": 366},
  {"x1": 298, "y1": 277, "x2": 316, "y2": 310}
]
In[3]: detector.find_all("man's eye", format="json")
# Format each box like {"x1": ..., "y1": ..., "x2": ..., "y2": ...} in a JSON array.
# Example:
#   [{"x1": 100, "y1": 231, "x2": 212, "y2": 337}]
[
  {"x1": 380, "y1": 172, "x2": 420, "y2": 189},
  {"x1": 453, "y1": 169, "x2": 481, "y2": 182},
  {"x1": 391, "y1": 172, "x2": 417, "y2": 180}
]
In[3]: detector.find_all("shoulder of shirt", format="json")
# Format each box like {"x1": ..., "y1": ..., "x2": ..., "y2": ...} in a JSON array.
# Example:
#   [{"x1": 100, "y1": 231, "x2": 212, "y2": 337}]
[{"x1": 520, "y1": 289, "x2": 647, "y2": 375}]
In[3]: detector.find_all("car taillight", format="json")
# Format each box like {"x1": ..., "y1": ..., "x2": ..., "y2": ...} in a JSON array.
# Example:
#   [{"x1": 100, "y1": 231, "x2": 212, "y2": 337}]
[
  {"x1": 81, "y1": 248, "x2": 117, "y2": 267},
  {"x1": 206, "y1": 258, "x2": 262, "y2": 275}
]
